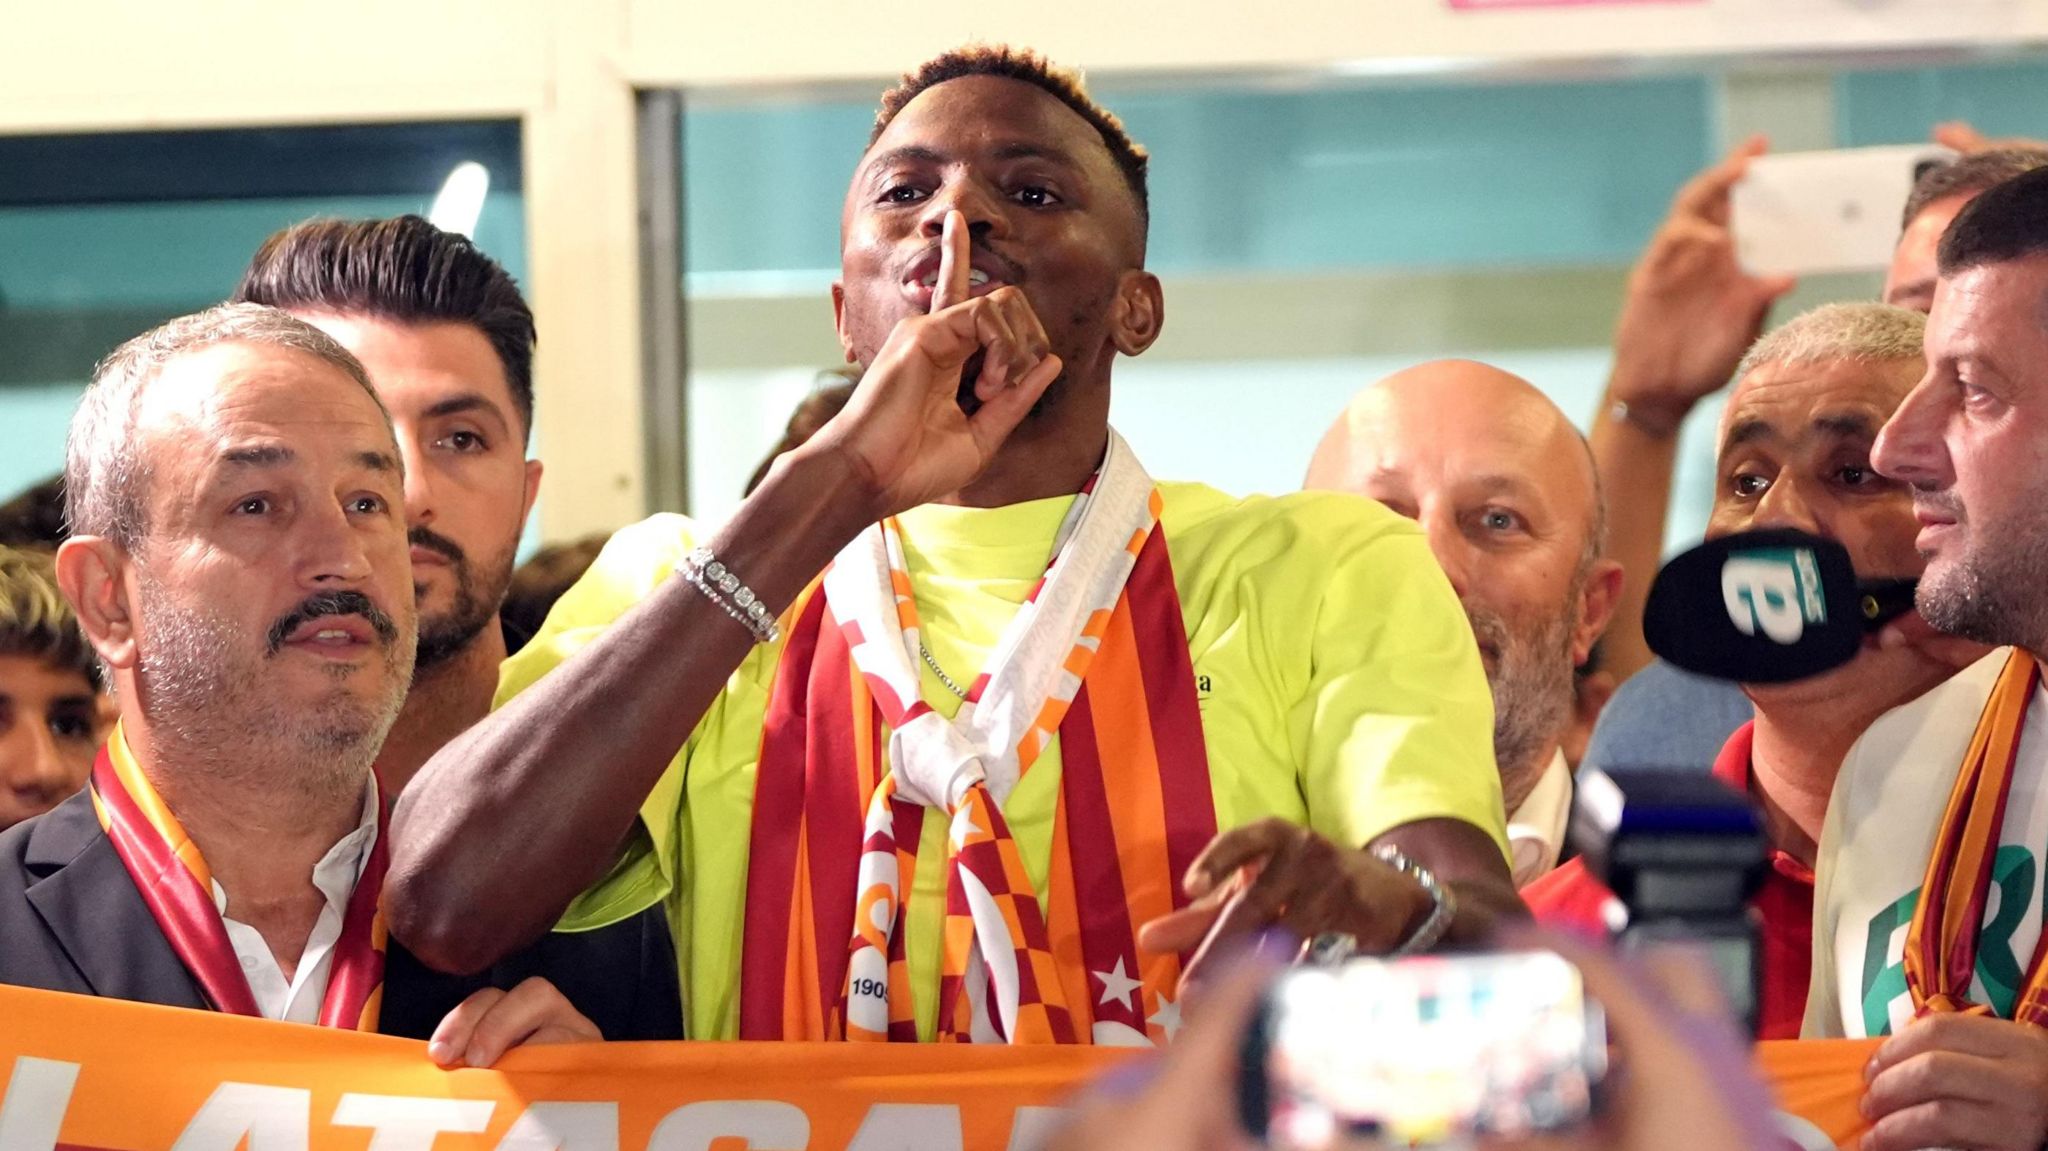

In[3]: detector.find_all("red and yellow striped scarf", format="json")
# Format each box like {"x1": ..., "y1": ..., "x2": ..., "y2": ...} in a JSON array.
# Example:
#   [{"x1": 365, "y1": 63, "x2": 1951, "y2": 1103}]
[
  {"x1": 1904, "y1": 649, "x2": 2048, "y2": 1026},
  {"x1": 87, "y1": 724, "x2": 388, "y2": 1029},
  {"x1": 740, "y1": 441, "x2": 1216, "y2": 1045}
]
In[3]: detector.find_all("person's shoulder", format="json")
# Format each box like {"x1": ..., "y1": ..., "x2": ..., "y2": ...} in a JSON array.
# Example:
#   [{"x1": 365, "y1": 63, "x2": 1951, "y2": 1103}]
[
  {"x1": 0, "y1": 815, "x2": 35, "y2": 892},
  {"x1": 1612, "y1": 661, "x2": 1752, "y2": 718},
  {"x1": 1583, "y1": 661, "x2": 1751, "y2": 774},
  {"x1": 522, "y1": 513, "x2": 706, "y2": 630},
  {"x1": 0, "y1": 792, "x2": 97, "y2": 881},
  {"x1": 0, "y1": 794, "x2": 100, "y2": 948},
  {"x1": 1846, "y1": 647, "x2": 2011, "y2": 776},
  {"x1": 587, "y1": 513, "x2": 708, "y2": 580}
]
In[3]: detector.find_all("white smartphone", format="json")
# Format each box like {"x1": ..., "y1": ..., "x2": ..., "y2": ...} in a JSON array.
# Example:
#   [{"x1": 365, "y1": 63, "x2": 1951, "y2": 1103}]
[{"x1": 1731, "y1": 145, "x2": 1957, "y2": 276}]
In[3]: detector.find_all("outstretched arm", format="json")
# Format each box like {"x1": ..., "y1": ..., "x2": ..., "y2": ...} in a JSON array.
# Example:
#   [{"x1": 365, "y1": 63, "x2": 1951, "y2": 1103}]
[
  {"x1": 387, "y1": 213, "x2": 1063, "y2": 973},
  {"x1": 1595, "y1": 138, "x2": 1795, "y2": 681}
]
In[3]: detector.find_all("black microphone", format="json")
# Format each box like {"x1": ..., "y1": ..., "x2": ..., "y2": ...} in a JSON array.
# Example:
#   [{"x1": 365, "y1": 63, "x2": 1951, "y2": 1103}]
[{"x1": 1643, "y1": 528, "x2": 1916, "y2": 684}]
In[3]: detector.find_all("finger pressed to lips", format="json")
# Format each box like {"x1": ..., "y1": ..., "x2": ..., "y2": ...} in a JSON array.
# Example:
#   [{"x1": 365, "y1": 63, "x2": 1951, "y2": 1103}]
[{"x1": 907, "y1": 210, "x2": 1024, "y2": 313}]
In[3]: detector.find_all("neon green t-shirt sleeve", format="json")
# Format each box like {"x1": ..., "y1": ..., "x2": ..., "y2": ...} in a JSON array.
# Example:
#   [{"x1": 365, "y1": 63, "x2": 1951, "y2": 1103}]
[
  {"x1": 1297, "y1": 515, "x2": 1510, "y2": 860},
  {"x1": 493, "y1": 514, "x2": 702, "y2": 932}
]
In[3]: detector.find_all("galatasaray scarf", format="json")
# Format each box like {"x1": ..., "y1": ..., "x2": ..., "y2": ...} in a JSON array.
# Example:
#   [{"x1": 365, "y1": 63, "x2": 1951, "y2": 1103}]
[
  {"x1": 87, "y1": 724, "x2": 389, "y2": 1029},
  {"x1": 740, "y1": 431, "x2": 1218, "y2": 1045},
  {"x1": 1904, "y1": 649, "x2": 2048, "y2": 1026}
]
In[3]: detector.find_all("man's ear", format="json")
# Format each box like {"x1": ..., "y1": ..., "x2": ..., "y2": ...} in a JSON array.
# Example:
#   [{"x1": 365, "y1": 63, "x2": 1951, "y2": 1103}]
[
  {"x1": 831, "y1": 283, "x2": 858, "y2": 364},
  {"x1": 1573, "y1": 558, "x2": 1626, "y2": 667},
  {"x1": 55, "y1": 537, "x2": 138, "y2": 673},
  {"x1": 1109, "y1": 270, "x2": 1165, "y2": 357},
  {"x1": 520, "y1": 458, "x2": 544, "y2": 526}
]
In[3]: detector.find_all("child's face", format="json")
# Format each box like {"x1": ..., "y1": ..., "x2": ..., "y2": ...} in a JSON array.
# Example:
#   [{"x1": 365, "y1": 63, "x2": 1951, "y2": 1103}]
[{"x1": 0, "y1": 654, "x2": 103, "y2": 829}]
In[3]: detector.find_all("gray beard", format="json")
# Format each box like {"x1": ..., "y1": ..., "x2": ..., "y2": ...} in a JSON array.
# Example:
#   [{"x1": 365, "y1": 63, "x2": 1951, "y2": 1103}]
[
  {"x1": 133, "y1": 569, "x2": 408, "y2": 804},
  {"x1": 1471, "y1": 599, "x2": 1580, "y2": 813},
  {"x1": 1918, "y1": 531, "x2": 2048, "y2": 653}
]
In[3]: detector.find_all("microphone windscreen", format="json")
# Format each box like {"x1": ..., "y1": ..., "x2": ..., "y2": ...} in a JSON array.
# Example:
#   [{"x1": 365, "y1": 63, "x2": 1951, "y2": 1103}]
[{"x1": 1644, "y1": 529, "x2": 1864, "y2": 684}]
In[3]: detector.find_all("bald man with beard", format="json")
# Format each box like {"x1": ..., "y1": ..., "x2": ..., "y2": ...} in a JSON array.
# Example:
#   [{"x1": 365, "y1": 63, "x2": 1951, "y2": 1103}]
[{"x1": 1306, "y1": 361, "x2": 1623, "y2": 887}]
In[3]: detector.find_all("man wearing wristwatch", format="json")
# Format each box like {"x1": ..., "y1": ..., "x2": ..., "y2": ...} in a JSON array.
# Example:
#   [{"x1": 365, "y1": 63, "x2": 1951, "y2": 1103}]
[{"x1": 386, "y1": 45, "x2": 1522, "y2": 1045}]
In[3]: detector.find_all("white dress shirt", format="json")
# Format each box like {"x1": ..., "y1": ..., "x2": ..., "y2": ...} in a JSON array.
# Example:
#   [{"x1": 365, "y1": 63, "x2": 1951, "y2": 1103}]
[
  {"x1": 211, "y1": 780, "x2": 380, "y2": 1024},
  {"x1": 1506, "y1": 749, "x2": 1573, "y2": 888}
]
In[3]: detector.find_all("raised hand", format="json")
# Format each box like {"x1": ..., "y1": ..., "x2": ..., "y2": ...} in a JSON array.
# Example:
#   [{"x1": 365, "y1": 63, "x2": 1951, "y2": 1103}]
[
  {"x1": 1609, "y1": 137, "x2": 1798, "y2": 434},
  {"x1": 802, "y1": 209, "x2": 1061, "y2": 518}
]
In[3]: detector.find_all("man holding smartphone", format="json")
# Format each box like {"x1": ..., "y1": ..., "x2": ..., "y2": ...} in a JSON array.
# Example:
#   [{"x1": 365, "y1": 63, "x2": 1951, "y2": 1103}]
[{"x1": 1584, "y1": 139, "x2": 2048, "y2": 775}]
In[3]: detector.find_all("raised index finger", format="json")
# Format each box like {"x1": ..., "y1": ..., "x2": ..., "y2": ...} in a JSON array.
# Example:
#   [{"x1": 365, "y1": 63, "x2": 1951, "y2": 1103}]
[{"x1": 930, "y1": 210, "x2": 972, "y2": 314}]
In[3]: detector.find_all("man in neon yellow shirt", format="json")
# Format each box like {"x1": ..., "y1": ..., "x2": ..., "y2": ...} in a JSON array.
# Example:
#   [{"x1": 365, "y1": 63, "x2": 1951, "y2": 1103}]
[{"x1": 387, "y1": 45, "x2": 1519, "y2": 1044}]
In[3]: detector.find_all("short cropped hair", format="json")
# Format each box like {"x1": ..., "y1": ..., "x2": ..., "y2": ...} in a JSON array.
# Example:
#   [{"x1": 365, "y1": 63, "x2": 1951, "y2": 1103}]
[
  {"x1": 0, "y1": 546, "x2": 100, "y2": 690},
  {"x1": 1902, "y1": 147, "x2": 2048, "y2": 231},
  {"x1": 872, "y1": 46, "x2": 1150, "y2": 239},
  {"x1": 1939, "y1": 165, "x2": 2048, "y2": 278},
  {"x1": 1735, "y1": 302, "x2": 1928, "y2": 383},
  {"x1": 233, "y1": 215, "x2": 537, "y2": 437},
  {"x1": 66, "y1": 303, "x2": 381, "y2": 552}
]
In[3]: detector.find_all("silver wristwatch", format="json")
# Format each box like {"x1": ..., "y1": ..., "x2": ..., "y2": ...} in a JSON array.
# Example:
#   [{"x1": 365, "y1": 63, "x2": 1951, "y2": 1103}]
[{"x1": 1371, "y1": 844, "x2": 1457, "y2": 956}]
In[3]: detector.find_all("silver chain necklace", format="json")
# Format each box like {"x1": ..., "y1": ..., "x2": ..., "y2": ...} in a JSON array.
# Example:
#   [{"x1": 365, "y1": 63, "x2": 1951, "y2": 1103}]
[{"x1": 919, "y1": 640, "x2": 971, "y2": 701}]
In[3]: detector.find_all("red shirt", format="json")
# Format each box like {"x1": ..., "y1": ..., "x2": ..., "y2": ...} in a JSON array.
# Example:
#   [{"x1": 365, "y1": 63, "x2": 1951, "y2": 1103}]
[{"x1": 1520, "y1": 722, "x2": 1815, "y2": 1040}]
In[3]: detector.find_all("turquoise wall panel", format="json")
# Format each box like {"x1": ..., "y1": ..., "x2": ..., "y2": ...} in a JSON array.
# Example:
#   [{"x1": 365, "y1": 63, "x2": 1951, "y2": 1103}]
[
  {"x1": 683, "y1": 75, "x2": 1714, "y2": 276},
  {"x1": 0, "y1": 191, "x2": 528, "y2": 532},
  {"x1": 1838, "y1": 61, "x2": 2048, "y2": 147}
]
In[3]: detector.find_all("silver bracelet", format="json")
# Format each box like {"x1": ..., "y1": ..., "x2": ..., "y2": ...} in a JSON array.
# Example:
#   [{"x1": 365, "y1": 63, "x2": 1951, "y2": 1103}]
[
  {"x1": 1372, "y1": 844, "x2": 1457, "y2": 956},
  {"x1": 678, "y1": 545, "x2": 780, "y2": 645}
]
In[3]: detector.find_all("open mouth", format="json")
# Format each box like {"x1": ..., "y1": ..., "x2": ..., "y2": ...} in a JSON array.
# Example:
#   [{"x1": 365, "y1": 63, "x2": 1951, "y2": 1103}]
[{"x1": 281, "y1": 615, "x2": 376, "y2": 654}]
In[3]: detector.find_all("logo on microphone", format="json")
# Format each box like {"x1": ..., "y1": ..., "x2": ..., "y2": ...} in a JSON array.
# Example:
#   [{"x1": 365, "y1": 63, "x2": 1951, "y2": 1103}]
[{"x1": 1721, "y1": 548, "x2": 1827, "y2": 644}]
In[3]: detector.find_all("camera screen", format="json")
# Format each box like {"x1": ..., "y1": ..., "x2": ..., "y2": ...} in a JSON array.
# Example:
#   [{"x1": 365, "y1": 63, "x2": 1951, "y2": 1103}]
[{"x1": 1258, "y1": 951, "x2": 1607, "y2": 1148}]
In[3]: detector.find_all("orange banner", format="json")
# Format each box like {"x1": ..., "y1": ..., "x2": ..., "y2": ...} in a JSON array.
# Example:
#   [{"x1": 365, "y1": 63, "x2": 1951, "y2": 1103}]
[
  {"x1": 0, "y1": 983, "x2": 1877, "y2": 1151},
  {"x1": 1756, "y1": 1038, "x2": 1881, "y2": 1151}
]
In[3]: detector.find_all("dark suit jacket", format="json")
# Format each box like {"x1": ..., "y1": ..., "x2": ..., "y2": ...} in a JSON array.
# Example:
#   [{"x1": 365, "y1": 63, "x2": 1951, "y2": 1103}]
[{"x1": 0, "y1": 791, "x2": 682, "y2": 1041}]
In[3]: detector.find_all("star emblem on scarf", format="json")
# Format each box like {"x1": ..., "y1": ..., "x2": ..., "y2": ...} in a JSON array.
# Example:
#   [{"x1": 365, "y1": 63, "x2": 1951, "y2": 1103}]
[
  {"x1": 1093, "y1": 957, "x2": 1143, "y2": 1011},
  {"x1": 1148, "y1": 993, "x2": 1183, "y2": 1041}
]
